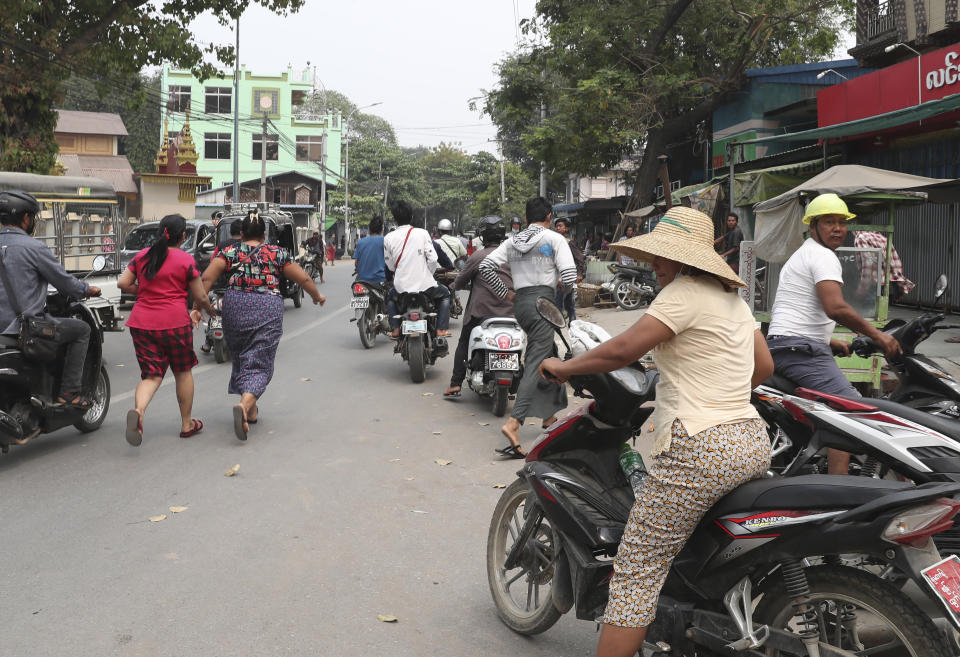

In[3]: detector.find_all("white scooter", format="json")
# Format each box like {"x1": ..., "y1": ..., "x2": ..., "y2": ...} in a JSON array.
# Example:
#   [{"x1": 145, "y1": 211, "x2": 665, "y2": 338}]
[{"x1": 465, "y1": 317, "x2": 526, "y2": 417}]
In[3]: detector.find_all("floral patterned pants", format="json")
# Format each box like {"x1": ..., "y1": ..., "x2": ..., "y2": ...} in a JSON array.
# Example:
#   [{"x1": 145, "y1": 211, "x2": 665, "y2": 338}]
[{"x1": 603, "y1": 418, "x2": 770, "y2": 628}]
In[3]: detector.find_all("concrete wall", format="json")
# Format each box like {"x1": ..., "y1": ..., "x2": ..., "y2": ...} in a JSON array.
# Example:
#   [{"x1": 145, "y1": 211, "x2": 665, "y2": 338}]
[{"x1": 140, "y1": 181, "x2": 194, "y2": 222}]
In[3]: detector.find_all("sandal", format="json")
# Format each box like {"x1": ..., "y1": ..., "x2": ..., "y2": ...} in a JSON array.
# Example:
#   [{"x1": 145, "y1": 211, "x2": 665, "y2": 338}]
[
  {"x1": 247, "y1": 405, "x2": 258, "y2": 424},
  {"x1": 125, "y1": 409, "x2": 143, "y2": 446},
  {"x1": 495, "y1": 444, "x2": 526, "y2": 460},
  {"x1": 946, "y1": 336, "x2": 960, "y2": 343},
  {"x1": 57, "y1": 392, "x2": 91, "y2": 409},
  {"x1": 437, "y1": 330, "x2": 452, "y2": 337},
  {"x1": 179, "y1": 418, "x2": 204, "y2": 438},
  {"x1": 443, "y1": 386, "x2": 461, "y2": 398},
  {"x1": 541, "y1": 416, "x2": 557, "y2": 429},
  {"x1": 200, "y1": 344, "x2": 212, "y2": 353},
  {"x1": 233, "y1": 404, "x2": 248, "y2": 441}
]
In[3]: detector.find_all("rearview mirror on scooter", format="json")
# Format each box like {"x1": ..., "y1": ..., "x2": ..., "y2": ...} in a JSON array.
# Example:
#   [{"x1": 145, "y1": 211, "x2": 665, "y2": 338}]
[
  {"x1": 81, "y1": 255, "x2": 106, "y2": 280},
  {"x1": 935, "y1": 274, "x2": 949, "y2": 300},
  {"x1": 536, "y1": 296, "x2": 572, "y2": 353}
]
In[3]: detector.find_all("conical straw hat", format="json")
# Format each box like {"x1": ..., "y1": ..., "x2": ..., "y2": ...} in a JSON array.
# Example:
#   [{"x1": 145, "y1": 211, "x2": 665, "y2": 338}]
[{"x1": 610, "y1": 206, "x2": 746, "y2": 289}]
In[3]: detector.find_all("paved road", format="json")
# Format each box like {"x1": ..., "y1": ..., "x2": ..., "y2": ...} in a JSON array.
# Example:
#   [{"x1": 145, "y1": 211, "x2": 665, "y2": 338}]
[{"x1": 0, "y1": 263, "x2": 595, "y2": 657}]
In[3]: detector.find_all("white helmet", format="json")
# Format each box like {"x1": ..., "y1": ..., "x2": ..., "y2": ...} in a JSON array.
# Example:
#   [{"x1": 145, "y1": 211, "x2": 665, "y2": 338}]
[{"x1": 437, "y1": 218, "x2": 454, "y2": 233}]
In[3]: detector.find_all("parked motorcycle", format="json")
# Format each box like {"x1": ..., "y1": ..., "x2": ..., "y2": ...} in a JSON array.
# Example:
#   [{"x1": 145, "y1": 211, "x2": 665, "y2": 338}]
[
  {"x1": 205, "y1": 289, "x2": 228, "y2": 363},
  {"x1": 487, "y1": 298, "x2": 960, "y2": 655},
  {"x1": 0, "y1": 256, "x2": 111, "y2": 454},
  {"x1": 350, "y1": 278, "x2": 391, "y2": 349},
  {"x1": 465, "y1": 317, "x2": 525, "y2": 417},
  {"x1": 393, "y1": 290, "x2": 449, "y2": 383},
  {"x1": 600, "y1": 262, "x2": 658, "y2": 311}
]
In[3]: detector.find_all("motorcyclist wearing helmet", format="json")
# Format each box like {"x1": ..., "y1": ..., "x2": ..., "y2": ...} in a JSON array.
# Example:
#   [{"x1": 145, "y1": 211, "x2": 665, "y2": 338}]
[
  {"x1": 509, "y1": 217, "x2": 521, "y2": 235},
  {"x1": 443, "y1": 216, "x2": 514, "y2": 398},
  {"x1": 767, "y1": 192, "x2": 900, "y2": 474},
  {"x1": 0, "y1": 191, "x2": 101, "y2": 407},
  {"x1": 435, "y1": 218, "x2": 467, "y2": 268}
]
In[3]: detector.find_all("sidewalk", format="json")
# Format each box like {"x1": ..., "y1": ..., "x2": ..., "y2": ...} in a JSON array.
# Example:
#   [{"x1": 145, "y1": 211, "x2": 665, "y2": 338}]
[{"x1": 572, "y1": 303, "x2": 960, "y2": 381}]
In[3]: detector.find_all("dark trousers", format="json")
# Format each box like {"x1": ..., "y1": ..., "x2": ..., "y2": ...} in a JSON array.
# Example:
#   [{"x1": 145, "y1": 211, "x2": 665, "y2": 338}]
[
  {"x1": 56, "y1": 317, "x2": 91, "y2": 392},
  {"x1": 555, "y1": 289, "x2": 576, "y2": 322},
  {"x1": 451, "y1": 316, "x2": 483, "y2": 387}
]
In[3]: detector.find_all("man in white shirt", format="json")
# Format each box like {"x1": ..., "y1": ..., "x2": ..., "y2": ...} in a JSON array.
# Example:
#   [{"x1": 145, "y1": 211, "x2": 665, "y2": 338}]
[
  {"x1": 480, "y1": 197, "x2": 577, "y2": 458},
  {"x1": 384, "y1": 200, "x2": 451, "y2": 338},
  {"x1": 767, "y1": 193, "x2": 900, "y2": 474},
  {"x1": 436, "y1": 219, "x2": 467, "y2": 268}
]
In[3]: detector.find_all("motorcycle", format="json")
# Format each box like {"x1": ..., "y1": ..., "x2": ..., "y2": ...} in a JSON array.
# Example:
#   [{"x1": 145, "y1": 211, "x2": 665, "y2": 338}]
[
  {"x1": 205, "y1": 288, "x2": 228, "y2": 363},
  {"x1": 487, "y1": 298, "x2": 960, "y2": 655},
  {"x1": 433, "y1": 269, "x2": 463, "y2": 320},
  {"x1": 393, "y1": 290, "x2": 449, "y2": 383},
  {"x1": 600, "y1": 262, "x2": 658, "y2": 311},
  {"x1": 350, "y1": 278, "x2": 391, "y2": 349},
  {"x1": 0, "y1": 256, "x2": 111, "y2": 454},
  {"x1": 465, "y1": 317, "x2": 525, "y2": 417}
]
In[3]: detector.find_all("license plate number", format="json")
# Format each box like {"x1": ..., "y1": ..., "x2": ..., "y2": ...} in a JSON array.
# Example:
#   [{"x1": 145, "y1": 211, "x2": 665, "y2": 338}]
[
  {"x1": 402, "y1": 319, "x2": 427, "y2": 334},
  {"x1": 489, "y1": 352, "x2": 520, "y2": 371},
  {"x1": 921, "y1": 555, "x2": 960, "y2": 625},
  {"x1": 209, "y1": 317, "x2": 222, "y2": 329},
  {"x1": 351, "y1": 296, "x2": 369, "y2": 309}
]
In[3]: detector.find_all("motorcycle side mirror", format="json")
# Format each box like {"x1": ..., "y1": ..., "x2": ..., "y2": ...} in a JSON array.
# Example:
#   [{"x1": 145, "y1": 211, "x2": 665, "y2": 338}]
[
  {"x1": 935, "y1": 274, "x2": 949, "y2": 299},
  {"x1": 91, "y1": 255, "x2": 106, "y2": 272},
  {"x1": 537, "y1": 297, "x2": 566, "y2": 329}
]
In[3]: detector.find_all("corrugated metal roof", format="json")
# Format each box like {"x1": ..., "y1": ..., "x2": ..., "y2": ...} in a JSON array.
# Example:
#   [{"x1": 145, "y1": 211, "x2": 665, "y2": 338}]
[
  {"x1": 55, "y1": 110, "x2": 128, "y2": 136},
  {"x1": 57, "y1": 154, "x2": 137, "y2": 194}
]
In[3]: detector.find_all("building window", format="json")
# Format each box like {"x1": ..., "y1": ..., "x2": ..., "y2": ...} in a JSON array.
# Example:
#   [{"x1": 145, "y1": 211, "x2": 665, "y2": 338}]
[
  {"x1": 252, "y1": 134, "x2": 279, "y2": 161},
  {"x1": 205, "y1": 87, "x2": 232, "y2": 114},
  {"x1": 204, "y1": 133, "x2": 231, "y2": 160},
  {"x1": 167, "y1": 85, "x2": 191, "y2": 112},
  {"x1": 296, "y1": 135, "x2": 324, "y2": 161},
  {"x1": 252, "y1": 89, "x2": 280, "y2": 116}
]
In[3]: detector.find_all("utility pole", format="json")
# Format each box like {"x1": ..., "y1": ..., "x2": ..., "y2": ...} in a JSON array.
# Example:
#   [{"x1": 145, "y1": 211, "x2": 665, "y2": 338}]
[
  {"x1": 319, "y1": 129, "x2": 327, "y2": 231},
  {"x1": 384, "y1": 175, "x2": 390, "y2": 210},
  {"x1": 231, "y1": 17, "x2": 240, "y2": 203},
  {"x1": 260, "y1": 112, "x2": 268, "y2": 203},
  {"x1": 539, "y1": 97, "x2": 547, "y2": 197},
  {"x1": 500, "y1": 149, "x2": 506, "y2": 205}
]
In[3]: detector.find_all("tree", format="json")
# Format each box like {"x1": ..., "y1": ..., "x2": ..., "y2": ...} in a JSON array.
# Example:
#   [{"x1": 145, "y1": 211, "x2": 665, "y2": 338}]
[
  {"x1": 472, "y1": 160, "x2": 537, "y2": 220},
  {"x1": 60, "y1": 72, "x2": 161, "y2": 174},
  {"x1": 481, "y1": 0, "x2": 853, "y2": 208},
  {"x1": 0, "y1": 0, "x2": 304, "y2": 173}
]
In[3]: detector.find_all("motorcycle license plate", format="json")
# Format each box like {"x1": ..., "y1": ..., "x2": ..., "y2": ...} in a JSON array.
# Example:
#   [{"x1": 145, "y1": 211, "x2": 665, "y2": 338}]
[
  {"x1": 209, "y1": 316, "x2": 222, "y2": 329},
  {"x1": 402, "y1": 319, "x2": 427, "y2": 334},
  {"x1": 351, "y1": 296, "x2": 370, "y2": 309},
  {"x1": 489, "y1": 352, "x2": 520, "y2": 371},
  {"x1": 921, "y1": 555, "x2": 960, "y2": 626}
]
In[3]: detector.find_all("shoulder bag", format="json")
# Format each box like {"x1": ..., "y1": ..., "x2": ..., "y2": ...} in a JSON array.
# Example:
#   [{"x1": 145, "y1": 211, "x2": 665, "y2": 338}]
[{"x1": 0, "y1": 246, "x2": 61, "y2": 362}]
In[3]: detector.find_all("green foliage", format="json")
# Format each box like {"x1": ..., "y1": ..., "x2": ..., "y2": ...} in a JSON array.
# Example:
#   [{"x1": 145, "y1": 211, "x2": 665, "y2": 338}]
[
  {"x1": 471, "y1": 160, "x2": 537, "y2": 221},
  {"x1": 0, "y1": 0, "x2": 304, "y2": 173},
  {"x1": 481, "y1": 0, "x2": 854, "y2": 197}
]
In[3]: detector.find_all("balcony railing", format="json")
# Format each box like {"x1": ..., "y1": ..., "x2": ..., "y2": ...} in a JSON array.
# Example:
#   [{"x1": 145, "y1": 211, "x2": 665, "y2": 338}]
[{"x1": 867, "y1": 1, "x2": 894, "y2": 39}]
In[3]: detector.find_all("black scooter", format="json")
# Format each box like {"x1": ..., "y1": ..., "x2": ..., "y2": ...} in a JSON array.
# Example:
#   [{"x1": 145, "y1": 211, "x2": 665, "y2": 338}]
[
  {"x1": 350, "y1": 277, "x2": 391, "y2": 349},
  {"x1": 393, "y1": 290, "x2": 448, "y2": 383},
  {"x1": 0, "y1": 257, "x2": 111, "y2": 454},
  {"x1": 487, "y1": 299, "x2": 960, "y2": 655},
  {"x1": 601, "y1": 262, "x2": 658, "y2": 311}
]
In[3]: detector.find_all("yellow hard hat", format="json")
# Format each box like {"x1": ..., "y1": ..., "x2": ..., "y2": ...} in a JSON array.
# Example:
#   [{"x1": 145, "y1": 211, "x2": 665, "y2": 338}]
[{"x1": 801, "y1": 193, "x2": 856, "y2": 224}]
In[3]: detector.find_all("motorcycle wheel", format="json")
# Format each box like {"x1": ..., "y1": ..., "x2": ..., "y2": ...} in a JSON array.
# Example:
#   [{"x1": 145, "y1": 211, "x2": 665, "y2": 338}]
[
  {"x1": 492, "y1": 385, "x2": 509, "y2": 417},
  {"x1": 487, "y1": 478, "x2": 562, "y2": 635},
  {"x1": 214, "y1": 339, "x2": 227, "y2": 363},
  {"x1": 74, "y1": 366, "x2": 110, "y2": 433},
  {"x1": 755, "y1": 565, "x2": 952, "y2": 657},
  {"x1": 408, "y1": 335, "x2": 427, "y2": 383},
  {"x1": 358, "y1": 308, "x2": 376, "y2": 349},
  {"x1": 292, "y1": 285, "x2": 303, "y2": 309},
  {"x1": 304, "y1": 262, "x2": 319, "y2": 281},
  {"x1": 614, "y1": 280, "x2": 644, "y2": 311}
]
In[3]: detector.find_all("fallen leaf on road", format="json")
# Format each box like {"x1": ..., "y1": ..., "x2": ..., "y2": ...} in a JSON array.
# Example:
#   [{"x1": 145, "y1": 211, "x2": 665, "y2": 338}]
[
  {"x1": 300, "y1": 377, "x2": 311, "y2": 382},
  {"x1": 469, "y1": 413, "x2": 476, "y2": 416},
  {"x1": 116, "y1": 363, "x2": 124, "y2": 367},
  {"x1": 432, "y1": 431, "x2": 442, "y2": 435},
  {"x1": 149, "y1": 514, "x2": 166, "y2": 522},
  {"x1": 411, "y1": 509, "x2": 428, "y2": 514},
  {"x1": 492, "y1": 484, "x2": 506, "y2": 489},
  {"x1": 377, "y1": 614, "x2": 399, "y2": 623},
  {"x1": 169, "y1": 506, "x2": 188, "y2": 513},
  {"x1": 405, "y1": 477, "x2": 415, "y2": 481},
  {"x1": 527, "y1": 421, "x2": 538, "y2": 426},
  {"x1": 388, "y1": 458, "x2": 401, "y2": 462},
  {"x1": 478, "y1": 422, "x2": 490, "y2": 426},
  {"x1": 224, "y1": 464, "x2": 240, "y2": 477},
  {"x1": 434, "y1": 458, "x2": 452, "y2": 466},
  {"x1": 422, "y1": 392, "x2": 434, "y2": 397}
]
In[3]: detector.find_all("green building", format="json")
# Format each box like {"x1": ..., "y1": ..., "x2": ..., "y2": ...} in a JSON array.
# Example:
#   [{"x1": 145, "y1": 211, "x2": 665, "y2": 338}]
[{"x1": 160, "y1": 64, "x2": 342, "y2": 199}]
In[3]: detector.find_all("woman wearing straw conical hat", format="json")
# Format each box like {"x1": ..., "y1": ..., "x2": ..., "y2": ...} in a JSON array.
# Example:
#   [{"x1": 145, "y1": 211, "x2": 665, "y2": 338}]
[{"x1": 539, "y1": 206, "x2": 774, "y2": 657}]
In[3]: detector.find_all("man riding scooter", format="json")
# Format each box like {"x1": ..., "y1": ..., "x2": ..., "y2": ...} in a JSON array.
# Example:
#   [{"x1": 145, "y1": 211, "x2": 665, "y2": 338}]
[
  {"x1": 443, "y1": 216, "x2": 514, "y2": 398},
  {"x1": 0, "y1": 191, "x2": 101, "y2": 407},
  {"x1": 766, "y1": 192, "x2": 900, "y2": 474},
  {"x1": 436, "y1": 218, "x2": 467, "y2": 269}
]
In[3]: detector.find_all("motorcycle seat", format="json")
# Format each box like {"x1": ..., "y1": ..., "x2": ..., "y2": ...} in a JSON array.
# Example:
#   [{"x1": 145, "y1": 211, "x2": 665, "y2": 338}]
[
  {"x1": 480, "y1": 317, "x2": 519, "y2": 330},
  {"x1": 862, "y1": 397, "x2": 960, "y2": 442},
  {"x1": 708, "y1": 475, "x2": 911, "y2": 517},
  {"x1": 0, "y1": 334, "x2": 18, "y2": 348},
  {"x1": 762, "y1": 373, "x2": 797, "y2": 394}
]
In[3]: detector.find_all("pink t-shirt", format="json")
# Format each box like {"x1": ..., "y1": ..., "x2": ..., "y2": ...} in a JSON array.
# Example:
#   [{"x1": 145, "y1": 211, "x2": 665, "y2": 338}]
[{"x1": 125, "y1": 248, "x2": 200, "y2": 330}]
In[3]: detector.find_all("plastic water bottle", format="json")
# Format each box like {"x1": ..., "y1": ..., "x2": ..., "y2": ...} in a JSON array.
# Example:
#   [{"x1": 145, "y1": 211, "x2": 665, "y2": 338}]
[{"x1": 618, "y1": 443, "x2": 647, "y2": 497}]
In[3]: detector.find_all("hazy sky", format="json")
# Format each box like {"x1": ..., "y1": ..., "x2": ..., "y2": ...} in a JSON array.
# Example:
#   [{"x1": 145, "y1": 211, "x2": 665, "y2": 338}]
[{"x1": 191, "y1": 1, "x2": 539, "y2": 155}]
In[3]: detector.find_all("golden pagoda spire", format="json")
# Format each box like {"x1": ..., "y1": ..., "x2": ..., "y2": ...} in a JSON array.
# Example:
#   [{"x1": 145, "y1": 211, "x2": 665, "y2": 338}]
[
  {"x1": 176, "y1": 107, "x2": 199, "y2": 168},
  {"x1": 155, "y1": 118, "x2": 170, "y2": 171}
]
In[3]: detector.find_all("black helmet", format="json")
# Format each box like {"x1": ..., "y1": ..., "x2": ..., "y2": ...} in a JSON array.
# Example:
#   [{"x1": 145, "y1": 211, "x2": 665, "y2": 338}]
[
  {"x1": 510, "y1": 216, "x2": 521, "y2": 227},
  {"x1": 0, "y1": 190, "x2": 40, "y2": 222},
  {"x1": 479, "y1": 215, "x2": 505, "y2": 245}
]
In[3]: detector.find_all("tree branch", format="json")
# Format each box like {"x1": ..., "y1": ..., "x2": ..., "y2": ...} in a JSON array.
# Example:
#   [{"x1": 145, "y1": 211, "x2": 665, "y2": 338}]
[
  {"x1": 642, "y1": 0, "x2": 696, "y2": 55},
  {"x1": 60, "y1": 0, "x2": 152, "y2": 60}
]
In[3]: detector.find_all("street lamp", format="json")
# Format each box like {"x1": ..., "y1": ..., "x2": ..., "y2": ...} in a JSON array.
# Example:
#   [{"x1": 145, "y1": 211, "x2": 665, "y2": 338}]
[
  {"x1": 816, "y1": 69, "x2": 849, "y2": 80},
  {"x1": 886, "y1": 42, "x2": 923, "y2": 105},
  {"x1": 344, "y1": 101, "x2": 383, "y2": 252}
]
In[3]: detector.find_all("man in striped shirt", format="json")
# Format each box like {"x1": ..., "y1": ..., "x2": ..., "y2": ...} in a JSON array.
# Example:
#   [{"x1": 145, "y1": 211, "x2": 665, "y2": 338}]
[{"x1": 479, "y1": 197, "x2": 577, "y2": 458}]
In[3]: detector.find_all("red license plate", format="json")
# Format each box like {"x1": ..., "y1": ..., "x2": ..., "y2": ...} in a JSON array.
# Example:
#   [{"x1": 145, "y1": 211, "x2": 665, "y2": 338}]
[{"x1": 921, "y1": 554, "x2": 960, "y2": 625}]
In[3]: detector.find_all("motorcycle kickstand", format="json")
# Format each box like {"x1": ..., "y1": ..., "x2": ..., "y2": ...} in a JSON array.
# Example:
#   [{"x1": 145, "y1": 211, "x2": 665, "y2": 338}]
[{"x1": 722, "y1": 577, "x2": 770, "y2": 651}]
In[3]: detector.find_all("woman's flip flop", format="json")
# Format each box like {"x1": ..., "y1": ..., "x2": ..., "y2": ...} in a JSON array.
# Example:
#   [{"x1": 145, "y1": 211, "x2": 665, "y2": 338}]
[
  {"x1": 179, "y1": 418, "x2": 204, "y2": 438},
  {"x1": 495, "y1": 444, "x2": 526, "y2": 459},
  {"x1": 125, "y1": 410, "x2": 142, "y2": 446},
  {"x1": 233, "y1": 405, "x2": 247, "y2": 441}
]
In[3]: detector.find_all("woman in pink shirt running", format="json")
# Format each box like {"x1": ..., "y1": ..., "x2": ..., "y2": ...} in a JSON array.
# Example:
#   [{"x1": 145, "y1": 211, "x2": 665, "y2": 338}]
[{"x1": 118, "y1": 214, "x2": 214, "y2": 446}]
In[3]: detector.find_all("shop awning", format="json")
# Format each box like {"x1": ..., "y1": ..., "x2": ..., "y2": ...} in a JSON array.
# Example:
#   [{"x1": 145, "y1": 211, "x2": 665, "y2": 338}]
[{"x1": 737, "y1": 92, "x2": 960, "y2": 144}]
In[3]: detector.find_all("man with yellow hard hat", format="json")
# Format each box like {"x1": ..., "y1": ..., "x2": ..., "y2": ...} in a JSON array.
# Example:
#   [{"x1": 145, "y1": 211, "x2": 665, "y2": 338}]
[{"x1": 766, "y1": 193, "x2": 901, "y2": 474}]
